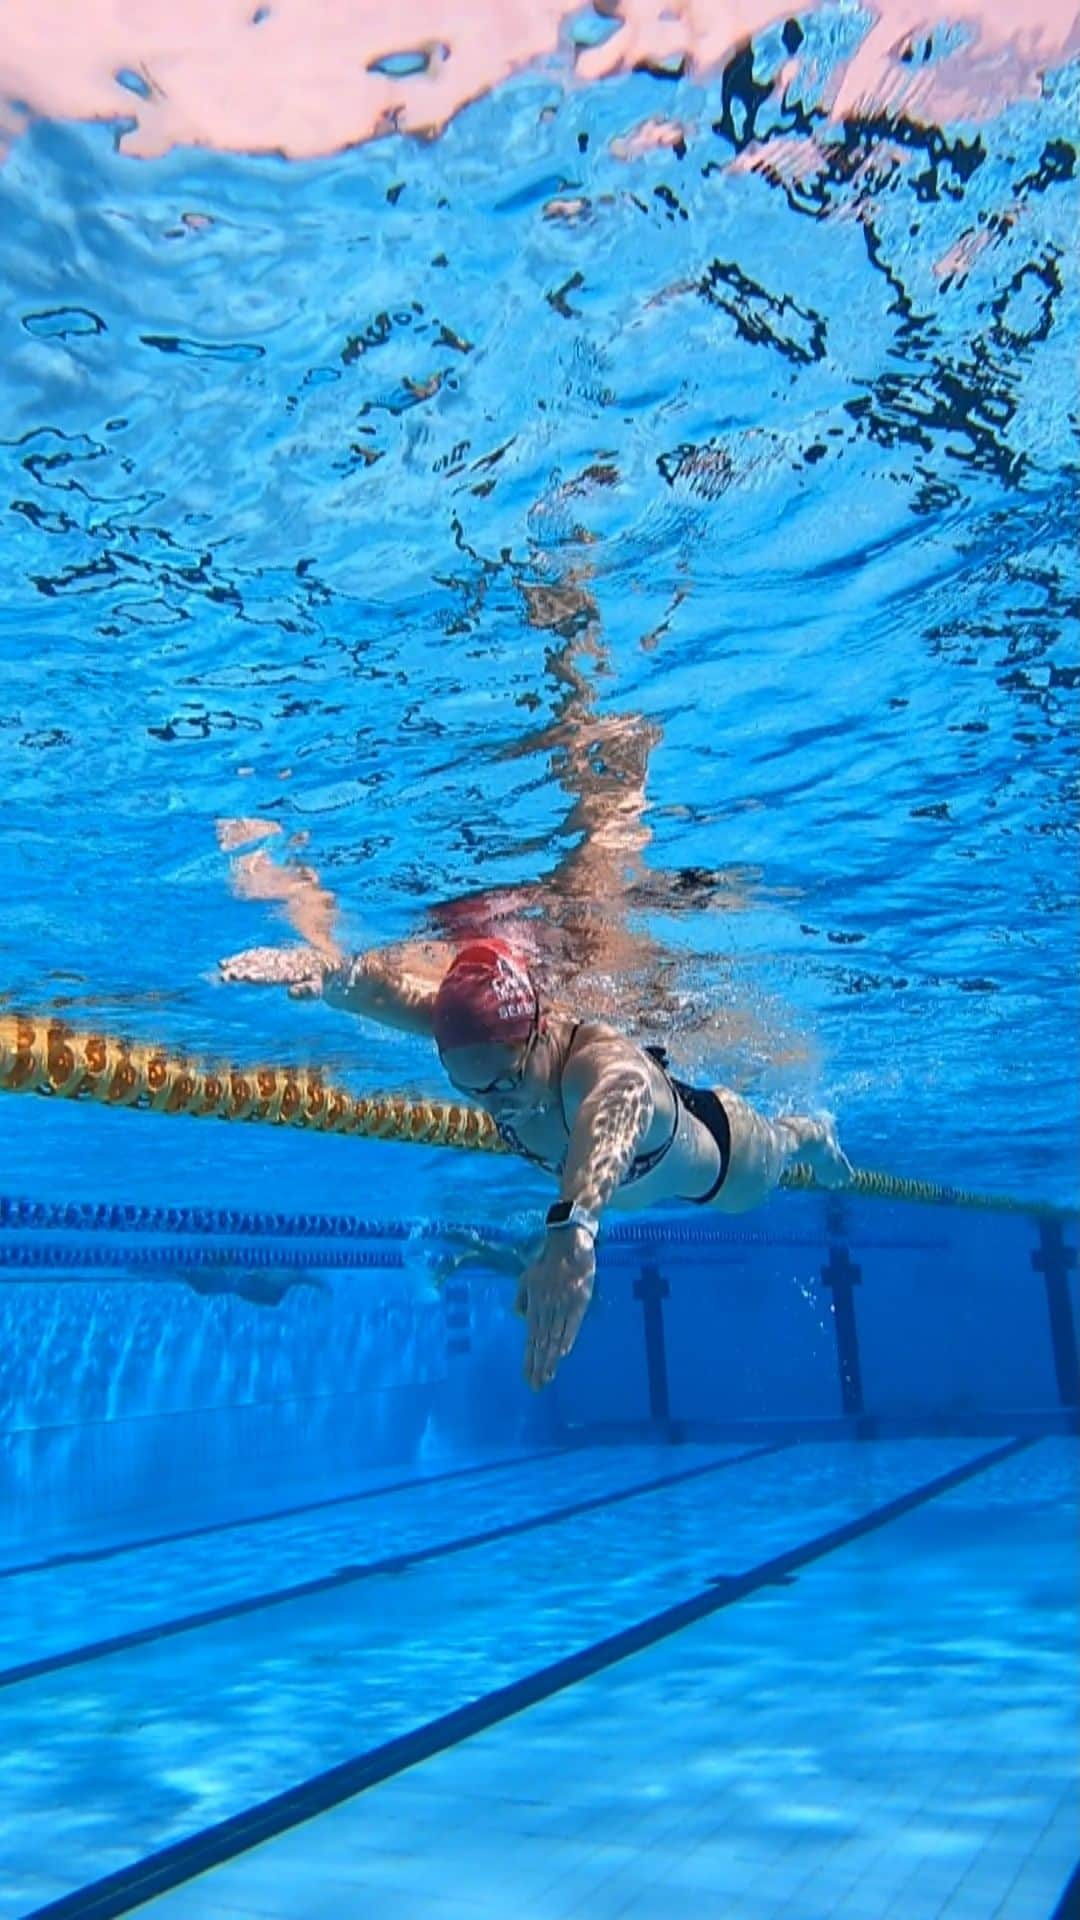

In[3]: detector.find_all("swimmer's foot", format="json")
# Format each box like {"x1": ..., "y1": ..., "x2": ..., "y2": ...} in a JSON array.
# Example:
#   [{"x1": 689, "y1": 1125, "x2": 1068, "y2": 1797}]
[
  {"x1": 782, "y1": 1116, "x2": 853, "y2": 1189},
  {"x1": 805, "y1": 1120, "x2": 854, "y2": 1189},
  {"x1": 218, "y1": 945, "x2": 326, "y2": 999},
  {"x1": 428, "y1": 1226, "x2": 535, "y2": 1286}
]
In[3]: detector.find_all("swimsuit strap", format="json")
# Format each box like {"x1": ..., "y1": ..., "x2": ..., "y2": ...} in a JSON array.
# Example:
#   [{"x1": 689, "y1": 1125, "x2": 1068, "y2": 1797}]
[{"x1": 494, "y1": 1022, "x2": 582, "y2": 1175}]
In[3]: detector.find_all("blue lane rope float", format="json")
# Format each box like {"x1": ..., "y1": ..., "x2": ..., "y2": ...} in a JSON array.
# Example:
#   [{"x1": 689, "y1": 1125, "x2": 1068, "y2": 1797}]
[
  {"x1": 0, "y1": 1200, "x2": 950, "y2": 1254},
  {"x1": 1, "y1": 1012, "x2": 1073, "y2": 1221},
  {"x1": 0, "y1": 1195, "x2": 511, "y2": 1242},
  {"x1": 0, "y1": 1242, "x2": 405, "y2": 1274}
]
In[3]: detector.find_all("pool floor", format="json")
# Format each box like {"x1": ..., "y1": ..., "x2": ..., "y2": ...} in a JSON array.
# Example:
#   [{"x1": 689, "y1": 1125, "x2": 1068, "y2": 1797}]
[{"x1": 1, "y1": 1437, "x2": 1075, "y2": 1919}]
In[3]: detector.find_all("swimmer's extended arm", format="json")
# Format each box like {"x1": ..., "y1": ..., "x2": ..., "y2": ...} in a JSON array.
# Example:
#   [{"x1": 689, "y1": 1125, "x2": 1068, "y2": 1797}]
[
  {"x1": 217, "y1": 823, "x2": 448, "y2": 1034},
  {"x1": 557, "y1": 1032, "x2": 656, "y2": 1217},
  {"x1": 516, "y1": 1031, "x2": 656, "y2": 1391},
  {"x1": 220, "y1": 938, "x2": 450, "y2": 1037},
  {"x1": 321, "y1": 941, "x2": 450, "y2": 1037}
]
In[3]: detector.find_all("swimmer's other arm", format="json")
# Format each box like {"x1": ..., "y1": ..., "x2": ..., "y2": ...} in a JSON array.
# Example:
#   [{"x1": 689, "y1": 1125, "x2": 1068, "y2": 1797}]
[
  {"x1": 517, "y1": 1036, "x2": 654, "y2": 1391},
  {"x1": 220, "y1": 941, "x2": 446, "y2": 1037},
  {"x1": 322, "y1": 945, "x2": 446, "y2": 1036}
]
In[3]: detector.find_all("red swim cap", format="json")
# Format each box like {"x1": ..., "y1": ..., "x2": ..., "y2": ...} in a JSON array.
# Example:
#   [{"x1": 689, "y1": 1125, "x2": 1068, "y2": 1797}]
[{"x1": 433, "y1": 940, "x2": 537, "y2": 1053}]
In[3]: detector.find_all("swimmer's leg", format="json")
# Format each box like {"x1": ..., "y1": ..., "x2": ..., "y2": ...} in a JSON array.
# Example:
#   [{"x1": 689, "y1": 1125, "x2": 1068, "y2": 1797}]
[{"x1": 716, "y1": 1092, "x2": 852, "y2": 1212}]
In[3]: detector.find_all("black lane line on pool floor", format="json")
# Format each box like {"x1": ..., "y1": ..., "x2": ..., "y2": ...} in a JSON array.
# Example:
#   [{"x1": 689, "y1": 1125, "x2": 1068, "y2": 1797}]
[
  {"x1": 20, "y1": 1435, "x2": 1032, "y2": 1920},
  {"x1": 0, "y1": 1444, "x2": 581, "y2": 1584},
  {"x1": 0, "y1": 1443, "x2": 786, "y2": 1692},
  {"x1": 1051, "y1": 1858, "x2": 1080, "y2": 1920}
]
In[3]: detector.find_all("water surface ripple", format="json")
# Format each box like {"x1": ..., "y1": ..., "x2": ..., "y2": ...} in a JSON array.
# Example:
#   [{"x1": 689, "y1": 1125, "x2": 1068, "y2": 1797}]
[{"x1": 0, "y1": 17, "x2": 1077, "y2": 1208}]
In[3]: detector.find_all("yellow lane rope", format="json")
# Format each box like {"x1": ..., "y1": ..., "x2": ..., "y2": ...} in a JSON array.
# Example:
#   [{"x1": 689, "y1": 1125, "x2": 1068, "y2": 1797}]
[
  {"x1": 0, "y1": 1014, "x2": 504, "y2": 1153},
  {"x1": 0, "y1": 1015, "x2": 1071, "y2": 1220}
]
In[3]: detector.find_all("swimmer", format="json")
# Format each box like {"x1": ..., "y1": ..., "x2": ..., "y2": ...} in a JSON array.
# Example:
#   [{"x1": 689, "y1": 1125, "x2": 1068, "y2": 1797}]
[
  {"x1": 179, "y1": 1267, "x2": 329, "y2": 1308},
  {"x1": 220, "y1": 936, "x2": 851, "y2": 1390}
]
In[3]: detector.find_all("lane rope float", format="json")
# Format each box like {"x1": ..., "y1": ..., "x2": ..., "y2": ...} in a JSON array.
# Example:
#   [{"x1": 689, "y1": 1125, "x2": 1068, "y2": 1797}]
[{"x1": 0, "y1": 1013, "x2": 500, "y2": 1152}]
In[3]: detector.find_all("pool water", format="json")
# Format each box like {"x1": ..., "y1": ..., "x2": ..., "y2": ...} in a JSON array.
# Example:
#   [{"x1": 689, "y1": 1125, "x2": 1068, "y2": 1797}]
[{"x1": 0, "y1": 1, "x2": 1077, "y2": 1915}]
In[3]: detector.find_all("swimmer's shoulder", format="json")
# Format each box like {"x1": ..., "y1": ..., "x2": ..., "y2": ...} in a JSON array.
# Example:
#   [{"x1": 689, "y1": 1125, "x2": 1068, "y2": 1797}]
[{"x1": 560, "y1": 1017, "x2": 663, "y2": 1083}]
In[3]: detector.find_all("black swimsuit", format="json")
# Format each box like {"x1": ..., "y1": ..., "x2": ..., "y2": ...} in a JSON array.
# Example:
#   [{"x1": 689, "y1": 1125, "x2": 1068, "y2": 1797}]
[
  {"x1": 495, "y1": 1031, "x2": 731, "y2": 1203},
  {"x1": 668, "y1": 1078, "x2": 732, "y2": 1205}
]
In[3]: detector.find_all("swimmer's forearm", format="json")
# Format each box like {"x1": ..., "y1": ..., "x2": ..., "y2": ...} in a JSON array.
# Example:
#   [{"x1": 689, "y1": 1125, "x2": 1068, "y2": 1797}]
[
  {"x1": 558, "y1": 1070, "x2": 653, "y2": 1221},
  {"x1": 322, "y1": 951, "x2": 438, "y2": 1036}
]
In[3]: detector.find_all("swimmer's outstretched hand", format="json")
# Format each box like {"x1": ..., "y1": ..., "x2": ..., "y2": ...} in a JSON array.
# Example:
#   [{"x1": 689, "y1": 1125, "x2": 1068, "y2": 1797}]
[
  {"x1": 515, "y1": 1231, "x2": 596, "y2": 1391},
  {"x1": 218, "y1": 945, "x2": 327, "y2": 999}
]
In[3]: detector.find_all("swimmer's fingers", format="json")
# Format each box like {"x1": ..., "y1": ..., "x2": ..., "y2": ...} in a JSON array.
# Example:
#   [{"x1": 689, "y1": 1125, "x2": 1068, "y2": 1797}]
[
  {"x1": 218, "y1": 946, "x2": 324, "y2": 994},
  {"x1": 219, "y1": 945, "x2": 290, "y2": 984},
  {"x1": 559, "y1": 1285, "x2": 591, "y2": 1359},
  {"x1": 519, "y1": 1270, "x2": 547, "y2": 1385},
  {"x1": 546, "y1": 1285, "x2": 591, "y2": 1385},
  {"x1": 524, "y1": 1296, "x2": 559, "y2": 1391},
  {"x1": 538, "y1": 1303, "x2": 572, "y2": 1390},
  {"x1": 523, "y1": 1274, "x2": 591, "y2": 1390}
]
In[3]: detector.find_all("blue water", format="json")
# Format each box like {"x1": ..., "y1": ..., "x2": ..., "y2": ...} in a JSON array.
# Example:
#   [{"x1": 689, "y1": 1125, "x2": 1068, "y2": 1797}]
[
  {"x1": 1, "y1": 29, "x2": 1078, "y2": 1210},
  {"x1": 0, "y1": 12, "x2": 1078, "y2": 1920}
]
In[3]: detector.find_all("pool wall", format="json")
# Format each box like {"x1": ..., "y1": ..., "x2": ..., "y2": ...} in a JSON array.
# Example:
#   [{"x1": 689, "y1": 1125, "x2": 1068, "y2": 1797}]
[
  {"x1": 557, "y1": 1201, "x2": 1079, "y2": 1438},
  {"x1": 1, "y1": 1189, "x2": 1075, "y2": 1567}
]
